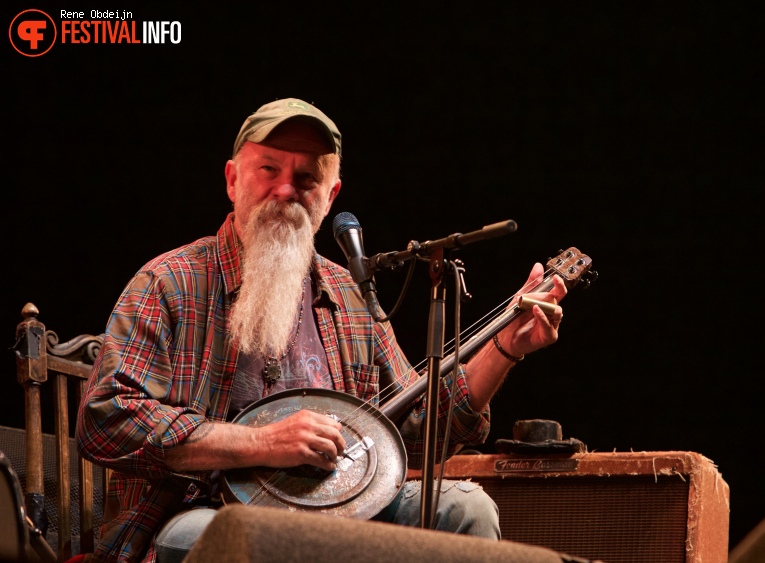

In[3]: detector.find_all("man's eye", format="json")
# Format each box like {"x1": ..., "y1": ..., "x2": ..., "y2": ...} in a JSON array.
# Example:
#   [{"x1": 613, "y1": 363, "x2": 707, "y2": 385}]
[{"x1": 261, "y1": 165, "x2": 276, "y2": 172}]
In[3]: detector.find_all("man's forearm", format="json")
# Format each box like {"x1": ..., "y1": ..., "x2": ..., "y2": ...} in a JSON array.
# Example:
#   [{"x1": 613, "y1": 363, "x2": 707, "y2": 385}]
[
  {"x1": 162, "y1": 422, "x2": 264, "y2": 471},
  {"x1": 163, "y1": 410, "x2": 346, "y2": 473},
  {"x1": 464, "y1": 340, "x2": 517, "y2": 412}
]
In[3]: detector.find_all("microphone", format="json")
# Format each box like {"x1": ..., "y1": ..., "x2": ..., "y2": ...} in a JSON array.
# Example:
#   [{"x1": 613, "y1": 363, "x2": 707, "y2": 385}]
[{"x1": 332, "y1": 212, "x2": 384, "y2": 322}]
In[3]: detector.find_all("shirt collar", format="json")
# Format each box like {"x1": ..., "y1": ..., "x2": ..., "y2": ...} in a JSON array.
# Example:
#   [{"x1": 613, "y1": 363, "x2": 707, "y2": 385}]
[
  {"x1": 216, "y1": 212, "x2": 242, "y2": 295},
  {"x1": 312, "y1": 254, "x2": 336, "y2": 306}
]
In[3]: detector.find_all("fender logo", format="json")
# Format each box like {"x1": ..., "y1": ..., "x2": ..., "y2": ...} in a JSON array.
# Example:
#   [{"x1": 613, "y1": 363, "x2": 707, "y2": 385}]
[{"x1": 495, "y1": 459, "x2": 579, "y2": 473}]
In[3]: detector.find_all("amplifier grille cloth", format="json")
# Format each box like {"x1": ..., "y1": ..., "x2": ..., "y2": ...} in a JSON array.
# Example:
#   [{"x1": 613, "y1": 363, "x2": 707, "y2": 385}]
[{"x1": 481, "y1": 475, "x2": 689, "y2": 563}]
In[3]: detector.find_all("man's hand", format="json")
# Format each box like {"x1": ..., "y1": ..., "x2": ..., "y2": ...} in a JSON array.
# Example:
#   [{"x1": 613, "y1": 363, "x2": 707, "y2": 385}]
[
  {"x1": 465, "y1": 262, "x2": 567, "y2": 411},
  {"x1": 252, "y1": 410, "x2": 346, "y2": 471},
  {"x1": 495, "y1": 262, "x2": 567, "y2": 359},
  {"x1": 163, "y1": 410, "x2": 346, "y2": 472}
]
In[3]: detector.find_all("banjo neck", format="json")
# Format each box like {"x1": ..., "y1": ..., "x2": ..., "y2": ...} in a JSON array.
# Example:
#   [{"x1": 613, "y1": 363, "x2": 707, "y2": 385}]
[{"x1": 380, "y1": 247, "x2": 594, "y2": 422}]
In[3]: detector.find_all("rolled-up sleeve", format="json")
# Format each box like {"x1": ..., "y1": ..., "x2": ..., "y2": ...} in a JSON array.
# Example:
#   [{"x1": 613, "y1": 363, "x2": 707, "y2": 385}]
[{"x1": 77, "y1": 271, "x2": 208, "y2": 479}]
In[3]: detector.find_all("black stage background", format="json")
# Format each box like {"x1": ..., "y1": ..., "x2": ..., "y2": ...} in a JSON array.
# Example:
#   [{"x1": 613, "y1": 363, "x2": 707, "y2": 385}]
[{"x1": 3, "y1": 1, "x2": 762, "y2": 551}]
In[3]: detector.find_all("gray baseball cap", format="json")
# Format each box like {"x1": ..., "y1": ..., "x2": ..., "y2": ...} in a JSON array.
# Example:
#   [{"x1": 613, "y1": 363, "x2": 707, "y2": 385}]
[{"x1": 232, "y1": 98, "x2": 342, "y2": 157}]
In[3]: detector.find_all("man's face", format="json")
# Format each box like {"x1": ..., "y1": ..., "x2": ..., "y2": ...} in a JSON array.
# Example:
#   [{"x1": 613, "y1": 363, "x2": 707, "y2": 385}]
[{"x1": 225, "y1": 120, "x2": 341, "y2": 240}]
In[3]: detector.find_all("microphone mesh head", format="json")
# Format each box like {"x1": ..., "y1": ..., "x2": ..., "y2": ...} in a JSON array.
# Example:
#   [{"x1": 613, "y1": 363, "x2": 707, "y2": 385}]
[{"x1": 332, "y1": 212, "x2": 360, "y2": 237}]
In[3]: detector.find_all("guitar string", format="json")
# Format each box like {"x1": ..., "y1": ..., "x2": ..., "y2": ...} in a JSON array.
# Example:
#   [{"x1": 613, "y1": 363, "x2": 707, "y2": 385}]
[
  {"x1": 235, "y1": 266, "x2": 558, "y2": 505},
  {"x1": 334, "y1": 266, "x2": 555, "y2": 429},
  {"x1": 235, "y1": 259, "x2": 577, "y2": 506},
  {"x1": 236, "y1": 269, "x2": 552, "y2": 504},
  {"x1": 320, "y1": 255, "x2": 581, "y2": 465},
  {"x1": 415, "y1": 260, "x2": 570, "y2": 371}
]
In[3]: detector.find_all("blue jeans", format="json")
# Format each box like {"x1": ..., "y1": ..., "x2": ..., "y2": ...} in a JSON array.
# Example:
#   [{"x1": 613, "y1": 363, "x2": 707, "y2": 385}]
[{"x1": 154, "y1": 479, "x2": 500, "y2": 563}]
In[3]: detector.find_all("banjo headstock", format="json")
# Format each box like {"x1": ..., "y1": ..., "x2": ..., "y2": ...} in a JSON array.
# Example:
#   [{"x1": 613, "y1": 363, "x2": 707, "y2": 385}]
[{"x1": 546, "y1": 247, "x2": 597, "y2": 289}]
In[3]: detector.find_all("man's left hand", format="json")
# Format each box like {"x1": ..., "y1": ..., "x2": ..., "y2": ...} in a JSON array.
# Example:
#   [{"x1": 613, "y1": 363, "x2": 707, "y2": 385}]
[{"x1": 494, "y1": 262, "x2": 567, "y2": 360}]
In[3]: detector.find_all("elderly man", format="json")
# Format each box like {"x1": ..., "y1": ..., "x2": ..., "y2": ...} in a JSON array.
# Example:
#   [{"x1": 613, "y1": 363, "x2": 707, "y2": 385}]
[{"x1": 77, "y1": 98, "x2": 566, "y2": 563}]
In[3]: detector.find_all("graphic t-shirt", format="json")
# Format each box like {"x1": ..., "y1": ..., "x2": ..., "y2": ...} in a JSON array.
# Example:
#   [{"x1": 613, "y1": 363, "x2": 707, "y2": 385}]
[{"x1": 228, "y1": 279, "x2": 332, "y2": 420}]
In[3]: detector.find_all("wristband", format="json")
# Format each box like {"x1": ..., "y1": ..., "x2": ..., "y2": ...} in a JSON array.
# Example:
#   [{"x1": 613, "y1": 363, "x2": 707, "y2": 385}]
[{"x1": 493, "y1": 334, "x2": 524, "y2": 363}]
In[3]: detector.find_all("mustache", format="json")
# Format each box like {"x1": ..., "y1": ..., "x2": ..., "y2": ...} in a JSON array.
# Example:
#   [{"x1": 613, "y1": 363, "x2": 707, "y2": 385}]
[
  {"x1": 240, "y1": 200, "x2": 313, "y2": 245},
  {"x1": 254, "y1": 199, "x2": 309, "y2": 225}
]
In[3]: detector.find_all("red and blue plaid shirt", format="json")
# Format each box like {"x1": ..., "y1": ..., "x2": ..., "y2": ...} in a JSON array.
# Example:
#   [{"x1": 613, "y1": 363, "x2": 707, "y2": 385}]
[{"x1": 77, "y1": 213, "x2": 490, "y2": 562}]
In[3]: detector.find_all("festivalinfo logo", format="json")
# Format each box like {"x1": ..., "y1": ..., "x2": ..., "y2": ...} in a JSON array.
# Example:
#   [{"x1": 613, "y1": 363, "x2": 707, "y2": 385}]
[{"x1": 9, "y1": 8, "x2": 182, "y2": 57}]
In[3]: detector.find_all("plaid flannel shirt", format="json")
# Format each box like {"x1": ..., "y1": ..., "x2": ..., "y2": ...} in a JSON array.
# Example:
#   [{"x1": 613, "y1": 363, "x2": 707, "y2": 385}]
[{"x1": 76, "y1": 212, "x2": 490, "y2": 562}]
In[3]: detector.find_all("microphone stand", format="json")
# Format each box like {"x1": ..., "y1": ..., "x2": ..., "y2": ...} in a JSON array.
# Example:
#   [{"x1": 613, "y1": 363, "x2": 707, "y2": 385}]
[
  {"x1": 365, "y1": 219, "x2": 517, "y2": 530},
  {"x1": 421, "y1": 245, "x2": 446, "y2": 530}
]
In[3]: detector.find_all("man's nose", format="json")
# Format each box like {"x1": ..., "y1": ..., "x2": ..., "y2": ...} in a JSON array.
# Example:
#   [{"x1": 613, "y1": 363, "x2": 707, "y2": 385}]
[{"x1": 271, "y1": 182, "x2": 298, "y2": 201}]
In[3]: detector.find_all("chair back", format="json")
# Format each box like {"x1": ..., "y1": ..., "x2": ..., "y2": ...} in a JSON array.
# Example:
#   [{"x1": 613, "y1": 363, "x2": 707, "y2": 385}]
[{"x1": 13, "y1": 303, "x2": 105, "y2": 561}]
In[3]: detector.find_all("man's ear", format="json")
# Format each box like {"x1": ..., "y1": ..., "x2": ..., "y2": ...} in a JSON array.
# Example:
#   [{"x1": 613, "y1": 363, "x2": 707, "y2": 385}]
[
  {"x1": 323, "y1": 181, "x2": 342, "y2": 217},
  {"x1": 225, "y1": 159, "x2": 238, "y2": 203}
]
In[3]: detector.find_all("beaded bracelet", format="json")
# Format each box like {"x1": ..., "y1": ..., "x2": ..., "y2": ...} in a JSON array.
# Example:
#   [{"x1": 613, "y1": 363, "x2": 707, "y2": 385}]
[{"x1": 493, "y1": 334, "x2": 524, "y2": 363}]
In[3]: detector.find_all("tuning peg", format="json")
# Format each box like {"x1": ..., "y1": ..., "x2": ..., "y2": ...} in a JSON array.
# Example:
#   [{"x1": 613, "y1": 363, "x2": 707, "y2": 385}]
[{"x1": 580, "y1": 270, "x2": 598, "y2": 288}]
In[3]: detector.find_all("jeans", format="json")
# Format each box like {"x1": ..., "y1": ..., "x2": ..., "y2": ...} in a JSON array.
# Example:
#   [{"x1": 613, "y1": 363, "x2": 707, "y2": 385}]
[{"x1": 154, "y1": 479, "x2": 500, "y2": 563}]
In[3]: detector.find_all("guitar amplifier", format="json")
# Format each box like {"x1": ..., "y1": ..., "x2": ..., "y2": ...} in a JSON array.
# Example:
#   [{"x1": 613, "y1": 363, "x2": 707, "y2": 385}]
[{"x1": 409, "y1": 451, "x2": 729, "y2": 563}]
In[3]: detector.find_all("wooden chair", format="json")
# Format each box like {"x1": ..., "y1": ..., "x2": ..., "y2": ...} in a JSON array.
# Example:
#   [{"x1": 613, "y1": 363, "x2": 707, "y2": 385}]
[
  {"x1": 0, "y1": 449, "x2": 57, "y2": 562},
  {"x1": 13, "y1": 303, "x2": 106, "y2": 561}
]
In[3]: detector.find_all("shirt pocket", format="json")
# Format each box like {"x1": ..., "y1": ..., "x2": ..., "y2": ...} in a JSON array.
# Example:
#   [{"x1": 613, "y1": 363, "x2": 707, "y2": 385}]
[{"x1": 350, "y1": 363, "x2": 380, "y2": 404}]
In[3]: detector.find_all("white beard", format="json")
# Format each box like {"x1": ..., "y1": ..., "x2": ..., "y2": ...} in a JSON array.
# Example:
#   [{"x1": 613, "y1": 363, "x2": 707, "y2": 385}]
[{"x1": 229, "y1": 198, "x2": 325, "y2": 357}]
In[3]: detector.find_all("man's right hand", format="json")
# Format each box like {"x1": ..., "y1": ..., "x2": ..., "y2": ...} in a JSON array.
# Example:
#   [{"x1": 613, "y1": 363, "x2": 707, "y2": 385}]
[
  {"x1": 162, "y1": 410, "x2": 346, "y2": 473},
  {"x1": 251, "y1": 410, "x2": 346, "y2": 471}
]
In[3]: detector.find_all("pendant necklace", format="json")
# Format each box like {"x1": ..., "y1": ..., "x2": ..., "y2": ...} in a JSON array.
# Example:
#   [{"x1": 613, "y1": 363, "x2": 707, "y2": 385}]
[{"x1": 262, "y1": 279, "x2": 306, "y2": 388}]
